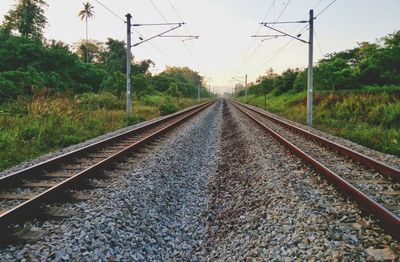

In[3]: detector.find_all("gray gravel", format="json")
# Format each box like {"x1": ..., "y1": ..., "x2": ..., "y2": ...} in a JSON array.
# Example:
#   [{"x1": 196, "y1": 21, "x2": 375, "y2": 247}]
[
  {"x1": 0, "y1": 101, "x2": 222, "y2": 261},
  {"x1": 0, "y1": 103, "x2": 203, "y2": 179},
  {"x1": 241, "y1": 102, "x2": 400, "y2": 170},
  {"x1": 238, "y1": 104, "x2": 400, "y2": 216},
  {"x1": 1, "y1": 99, "x2": 399, "y2": 261},
  {"x1": 197, "y1": 100, "x2": 399, "y2": 260}
]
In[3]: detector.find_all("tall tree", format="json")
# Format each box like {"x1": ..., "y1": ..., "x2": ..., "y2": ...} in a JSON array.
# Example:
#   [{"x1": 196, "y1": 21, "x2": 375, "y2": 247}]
[
  {"x1": 78, "y1": 2, "x2": 95, "y2": 63},
  {"x1": 1, "y1": 0, "x2": 47, "y2": 40}
]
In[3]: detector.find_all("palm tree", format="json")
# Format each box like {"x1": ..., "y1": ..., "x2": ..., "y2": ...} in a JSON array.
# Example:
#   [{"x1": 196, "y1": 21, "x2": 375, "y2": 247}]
[{"x1": 78, "y1": 2, "x2": 95, "y2": 62}]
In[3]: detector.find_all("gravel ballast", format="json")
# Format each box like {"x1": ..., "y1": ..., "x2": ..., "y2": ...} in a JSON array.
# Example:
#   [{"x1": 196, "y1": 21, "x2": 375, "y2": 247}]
[
  {"x1": 0, "y1": 101, "x2": 222, "y2": 261},
  {"x1": 1, "y1": 99, "x2": 399, "y2": 261},
  {"x1": 197, "y1": 101, "x2": 398, "y2": 260}
]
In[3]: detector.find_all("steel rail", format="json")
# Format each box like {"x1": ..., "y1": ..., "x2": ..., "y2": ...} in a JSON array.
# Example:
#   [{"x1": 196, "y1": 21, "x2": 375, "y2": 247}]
[
  {"x1": 0, "y1": 100, "x2": 214, "y2": 188},
  {"x1": 0, "y1": 101, "x2": 215, "y2": 230},
  {"x1": 232, "y1": 100, "x2": 400, "y2": 183},
  {"x1": 232, "y1": 101, "x2": 400, "y2": 241}
]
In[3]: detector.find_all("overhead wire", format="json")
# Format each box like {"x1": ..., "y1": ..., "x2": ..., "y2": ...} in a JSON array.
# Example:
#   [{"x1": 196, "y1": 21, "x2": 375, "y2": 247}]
[
  {"x1": 249, "y1": 0, "x2": 335, "y2": 75},
  {"x1": 315, "y1": 0, "x2": 338, "y2": 17},
  {"x1": 237, "y1": 0, "x2": 292, "y2": 75},
  {"x1": 241, "y1": 0, "x2": 276, "y2": 63},
  {"x1": 147, "y1": 0, "x2": 199, "y2": 66},
  {"x1": 92, "y1": 0, "x2": 124, "y2": 22},
  {"x1": 314, "y1": 28, "x2": 335, "y2": 89},
  {"x1": 166, "y1": 0, "x2": 199, "y2": 64},
  {"x1": 251, "y1": 23, "x2": 308, "y2": 73},
  {"x1": 91, "y1": 0, "x2": 169, "y2": 68}
]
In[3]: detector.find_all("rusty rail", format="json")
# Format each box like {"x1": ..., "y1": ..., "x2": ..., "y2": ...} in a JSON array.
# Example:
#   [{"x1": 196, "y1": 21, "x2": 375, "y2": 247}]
[
  {"x1": 232, "y1": 100, "x2": 400, "y2": 183},
  {"x1": 0, "y1": 100, "x2": 215, "y2": 234},
  {"x1": 232, "y1": 101, "x2": 400, "y2": 241}
]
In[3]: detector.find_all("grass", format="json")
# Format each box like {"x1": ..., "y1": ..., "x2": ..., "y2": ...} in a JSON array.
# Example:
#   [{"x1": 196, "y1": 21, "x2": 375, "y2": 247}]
[
  {"x1": 236, "y1": 88, "x2": 400, "y2": 156},
  {"x1": 0, "y1": 93, "x2": 207, "y2": 172}
]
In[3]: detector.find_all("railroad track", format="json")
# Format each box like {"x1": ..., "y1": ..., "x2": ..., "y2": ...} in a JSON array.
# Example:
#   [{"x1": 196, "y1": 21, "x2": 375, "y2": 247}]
[
  {"x1": 231, "y1": 100, "x2": 400, "y2": 241},
  {"x1": 0, "y1": 100, "x2": 215, "y2": 241}
]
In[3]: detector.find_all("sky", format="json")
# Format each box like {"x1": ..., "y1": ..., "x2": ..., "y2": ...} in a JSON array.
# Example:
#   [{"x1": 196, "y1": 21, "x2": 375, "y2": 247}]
[{"x1": 0, "y1": 0, "x2": 399, "y2": 93}]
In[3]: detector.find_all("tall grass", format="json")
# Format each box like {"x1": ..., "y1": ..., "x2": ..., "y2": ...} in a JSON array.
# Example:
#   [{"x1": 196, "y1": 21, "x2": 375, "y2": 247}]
[
  {"x1": 0, "y1": 93, "x2": 205, "y2": 171},
  {"x1": 238, "y1": 89, "x2": 400, "y2": 156}
]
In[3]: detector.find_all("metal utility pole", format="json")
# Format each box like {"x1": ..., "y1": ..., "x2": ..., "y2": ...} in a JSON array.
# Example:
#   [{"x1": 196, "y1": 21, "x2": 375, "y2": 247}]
[
  {"x1": 257, "y1": 9, "x2": 315, "y2": 126},
  {"x1": 245, "y1": 74, "x2": 248, "y2": 103},
  {"x1": 231, "y1": 75, "x2": 248, "y2": 103},
  {"x1": 124, "y1": 16, "x2": 199, "y2": 118},
  {"x1": 197, "y1": 84, "x2": 200, "y2": 102},
  {"x1": 126, "y1": 13, "x2": 132, "y2": 118},
  {"x1": 307, "y1": 9, "x2": 314, "y2": 127}
]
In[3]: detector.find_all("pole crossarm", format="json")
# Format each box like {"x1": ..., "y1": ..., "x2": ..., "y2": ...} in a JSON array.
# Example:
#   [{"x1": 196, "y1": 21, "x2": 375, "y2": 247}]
[
  {"x1": 231, "y1": 77, "x2": 246, "y2": 83},
  {"x1": 159, "y1": 35, "x2": 199, "y2": 38},
  {"x1": 132, "y1": 24, "x2": 184, "y2": 47},
  {"x1": 261, "y1": 24, "x2": 308, "y2": 44},
  {"x1": 251, "y1": 34, "x2": 285, "y2": 38},
  {"x1": 261, "y1": 20, "x2": 308, "y2": 24},
  {"x1": 132, "y1": 22, "x2": 185, "y2": 26}
]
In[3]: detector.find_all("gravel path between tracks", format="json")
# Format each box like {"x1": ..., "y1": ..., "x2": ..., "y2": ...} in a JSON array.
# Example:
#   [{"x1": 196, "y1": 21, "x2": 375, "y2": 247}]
[
  {"x1": 195, "y1": 101, "x2": 398, "y2": 260},
  {"x1": 0, "y1": 101, "x2": 222, "y2": 261},
  {"x1": 1, "y1": 99, "x2": 399, "y2": 261}
]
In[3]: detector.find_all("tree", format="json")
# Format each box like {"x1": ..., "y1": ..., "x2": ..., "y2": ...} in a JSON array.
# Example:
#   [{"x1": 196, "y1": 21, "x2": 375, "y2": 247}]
[
  {"x1": 167, "y1": 82, "x2": 182, "y2": 103},
  {"x1": 78, "y1": 2, "x2": 95, "y2": 63},
  {"x1": 102, "y1": 38, "x2": 126, "y2": 73},
  {"x1": 75, "y1": 39, "x2": 104, "y2": 63},
  {"x1": 1, "y1": 0, "x2": 47, "y2": 40}
]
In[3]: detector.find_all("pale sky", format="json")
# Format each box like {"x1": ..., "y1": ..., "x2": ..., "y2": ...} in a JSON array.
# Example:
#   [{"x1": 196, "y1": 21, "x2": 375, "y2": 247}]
[{"x1": 0, "y1": 0, "x2": 399, "y2": 93}]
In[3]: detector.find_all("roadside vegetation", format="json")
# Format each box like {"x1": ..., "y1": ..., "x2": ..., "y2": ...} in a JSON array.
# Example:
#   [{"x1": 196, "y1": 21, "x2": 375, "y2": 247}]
[
  {"x1": 0, "y1": 0, "x2": 214, "y2": 171},
  {"x1": 235, "y1": 31, "x2": 400, "y2": 156}
]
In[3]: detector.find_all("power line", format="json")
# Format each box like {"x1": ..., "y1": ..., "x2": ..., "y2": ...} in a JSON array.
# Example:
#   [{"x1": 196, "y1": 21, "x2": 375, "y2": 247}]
[
  {"x1": 252, "y1": 23, "x2": 308, "y2": 73},
  {"x1": 148, "y1": 0, "x2": 199, "y2": 66},
  {"x1": 167, "y1": 0, "x2": 190, "y2": 34},
  {"x1": 166, "y1": 0, "x2": 200, "y2": 63},
  {"x1": 93, "y1": 0, "x2": 177, "y2": 65},
  {"x1": 313, "y1": 0, "x2": 324, "y2": 10},
  {"x1": 314, "y1": 28, "x2": 335, "y2": 89},
  {"x1": 148, "y1": 0, "x2": 171, "y2": 24},
  {"x1": 148, "y1": 42, "x2": 176, "y2": 64},
  {"x1": 237, "y1": 0, "x2": 292, "y2": 75},
  {"x1": 241, "y1": 0, "x2": 277, "y2": 63},
  {"x1": 92, "y1": 0, "x2": 124, "y2": 22},
  {"x1": 91, "y1": 0, "x2": 145, "y2": 38},
  {"x1": 316, "y1": 0, "x2": 337, "y2": 17}
]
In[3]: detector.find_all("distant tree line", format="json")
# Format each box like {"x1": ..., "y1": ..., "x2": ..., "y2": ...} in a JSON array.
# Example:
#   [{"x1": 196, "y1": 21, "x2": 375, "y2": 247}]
[
  {"x1": 238, "y1": 30, "x2": 400, "y2": 97},
  {"x1": 0, "y1": 0, "x2": 212, "y2": 102}
]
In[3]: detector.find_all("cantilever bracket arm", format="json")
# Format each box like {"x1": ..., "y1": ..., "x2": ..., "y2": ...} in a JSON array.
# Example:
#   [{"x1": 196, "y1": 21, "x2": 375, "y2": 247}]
[
  {"x1": 132, "y1": 24, "x2": 183, "y2": 47},
  {"x1": 261, "y1": 23, "x2": 308, "y2": 44}
]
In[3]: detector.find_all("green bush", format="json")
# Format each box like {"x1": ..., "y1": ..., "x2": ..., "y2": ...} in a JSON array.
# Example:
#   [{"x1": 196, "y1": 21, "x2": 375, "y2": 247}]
[
  {"x1": 76, "y1": 92, "x2": 123, "y2": 110},
  {"x1": 126, "y1": 115, "x2": 146, "y2": 126},
  {"x1": 159, "y1": 103, "x2": 178, "y2": 116},
  {"x1": 142, "y1": 95, "x2": 172, "y2": 106}
]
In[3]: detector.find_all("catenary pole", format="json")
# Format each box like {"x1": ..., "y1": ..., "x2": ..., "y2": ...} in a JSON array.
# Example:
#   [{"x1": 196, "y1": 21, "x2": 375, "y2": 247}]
[
  {"x1": 197, "y1": 83, "x2": 200, "y2": 102},
  {"x1": 307, "y1": 9, "x2": 314, "y2": 127},
  {"x1": 257, "y1": 9, "x2": 315, "y2": 126},
  {"x1": 126, "y1": 13, "x2": 132, "y2": 118},
  {"x1": 245, "y1": 74, "x2": 248, "y2": 103}
]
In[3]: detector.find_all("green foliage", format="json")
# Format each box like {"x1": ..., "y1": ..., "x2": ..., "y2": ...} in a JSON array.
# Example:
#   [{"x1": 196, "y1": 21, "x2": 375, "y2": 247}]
[
  {"x1": 126, "y1": 115, "x2": 146, "y2": 126},
  {"x1": 76, "y1": 92, "x2": 123, "y2": 110},
  {"x1": 159, "y1": 103, "x2": 178, "y2": 116},
  {"x1": 0, "y1": 94, "x2": 203, "y2": 171},
  {"x1": 167, "y1": 82, "x2": 182, "y2": 103},
  {"x1": 101, "y1": 72, "x2": 125, "y2": 97},
  {"x1": 238, "y1": 89, "x2": 400, "y2": 156},
  {"x1": 242, "y1": 30, "x2": 400, "y2": 96},
  {"x1": 1, "y1": 0, "x2": 47, "y2": 40}
]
